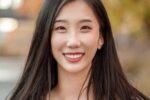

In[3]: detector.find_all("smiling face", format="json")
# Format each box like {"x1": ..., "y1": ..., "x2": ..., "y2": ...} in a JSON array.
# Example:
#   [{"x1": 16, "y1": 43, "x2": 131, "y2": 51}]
[{"x1": 51, "y1": 0, "x2": 103, "y2": 73}]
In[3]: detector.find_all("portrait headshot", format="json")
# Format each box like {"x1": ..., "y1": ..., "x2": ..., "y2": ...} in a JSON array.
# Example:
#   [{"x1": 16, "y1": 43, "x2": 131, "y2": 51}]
[{"x1": 5, "y1": 0, "x2": 150, "y2": 100}]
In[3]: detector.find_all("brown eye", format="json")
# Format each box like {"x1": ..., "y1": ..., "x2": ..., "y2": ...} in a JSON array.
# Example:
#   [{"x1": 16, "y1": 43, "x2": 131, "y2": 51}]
[
  {"x1": 81, "y1": 26, "x2": 91, "y2": 29},
  {"x1": 55, "y1": 26, "x2": 67, "y2": 33},
  {"x1": 55, "y1": 26, "x2": 66, "y2": 30},
  {"x1": 80, "y1": 26, "x2": 92, "y2": 32}
]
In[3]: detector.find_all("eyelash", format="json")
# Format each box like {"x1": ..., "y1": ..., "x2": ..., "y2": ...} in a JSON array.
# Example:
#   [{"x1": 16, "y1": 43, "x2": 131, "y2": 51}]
[
  {"x1": 54, "y1": 26, "x2": 67, "y2": 33},
  {"x1": 81, "y1": 26, "x2": 92, "y2": 30},
  {"x1": 55, "y1": 26, "x2": 66, "y2": 30},
  {"x1": 80, "y1": 26, "x2": 92, "y2": 33},
  {"x1": 54, "y1": 25, "x2": 92, "y2": 33}
]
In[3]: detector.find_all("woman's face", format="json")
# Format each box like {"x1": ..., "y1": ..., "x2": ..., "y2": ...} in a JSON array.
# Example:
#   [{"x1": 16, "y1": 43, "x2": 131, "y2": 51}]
[{"x1": 51, "y1": 0, "x2": 103, "y2": 73}]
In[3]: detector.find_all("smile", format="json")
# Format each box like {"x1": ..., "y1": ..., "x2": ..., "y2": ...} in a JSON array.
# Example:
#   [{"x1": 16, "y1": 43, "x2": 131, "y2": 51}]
[{"x1": 63, "y1": 52, "x2": 85, "y2": 63}]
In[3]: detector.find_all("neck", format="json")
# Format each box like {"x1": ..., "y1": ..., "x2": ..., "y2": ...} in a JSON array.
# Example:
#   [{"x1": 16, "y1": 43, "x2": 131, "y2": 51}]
[{"x1": 53, "y1": 64, "x2": 93, "y2": 100}]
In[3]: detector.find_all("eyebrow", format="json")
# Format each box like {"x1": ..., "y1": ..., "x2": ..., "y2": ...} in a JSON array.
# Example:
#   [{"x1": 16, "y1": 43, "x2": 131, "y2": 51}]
[
  {"x1": 54, "y1": 19, "x2": 92, "y2": 23},
  {"x1": 79, "y1": 19, "x2": 92, "y2": 23},
  {"x1": 55, "y1": 19, "x2": 67, "y2": 23}
]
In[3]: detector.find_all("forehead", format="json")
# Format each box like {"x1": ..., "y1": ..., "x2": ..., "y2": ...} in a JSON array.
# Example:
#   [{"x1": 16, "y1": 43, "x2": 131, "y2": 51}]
[{"x1": 55, "y1": 0, "x2": 98, "y2": 23}]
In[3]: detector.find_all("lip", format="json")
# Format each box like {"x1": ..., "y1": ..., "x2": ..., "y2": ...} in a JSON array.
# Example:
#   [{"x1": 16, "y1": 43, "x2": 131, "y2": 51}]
[{"x1": 63, "y1": 52, "x2": 85, "y2": 63}]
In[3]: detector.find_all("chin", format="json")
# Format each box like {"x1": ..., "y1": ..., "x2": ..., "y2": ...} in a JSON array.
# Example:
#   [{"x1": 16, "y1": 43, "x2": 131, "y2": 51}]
[{"x1": 59, "y1": 63, "x2": 91, "y2": 74}]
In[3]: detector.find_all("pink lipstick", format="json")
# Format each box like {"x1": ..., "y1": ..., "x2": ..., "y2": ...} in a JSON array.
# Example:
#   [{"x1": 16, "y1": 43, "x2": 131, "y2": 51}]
[{"x1": 63, "y1": 52, "x2": 84, "y2": 63}]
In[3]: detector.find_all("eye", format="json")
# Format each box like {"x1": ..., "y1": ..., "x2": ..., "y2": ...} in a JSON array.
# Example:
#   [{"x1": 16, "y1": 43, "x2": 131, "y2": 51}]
[
  {"x1": 54, "y1": 26, "x2": 67, "y2": 33},
  {"x1": 80, "y1": 26, "x2": 92, "y2": 32}
]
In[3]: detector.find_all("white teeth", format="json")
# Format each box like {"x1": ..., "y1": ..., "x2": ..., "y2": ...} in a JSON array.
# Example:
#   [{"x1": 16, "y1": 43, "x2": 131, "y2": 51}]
[{"x1": 65, "y1": 54, "x2": 83, "y2": 59}]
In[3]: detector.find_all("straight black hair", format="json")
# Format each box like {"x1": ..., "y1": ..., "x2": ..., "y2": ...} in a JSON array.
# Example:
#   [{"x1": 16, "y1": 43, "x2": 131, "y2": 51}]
[{"x1": 9, "y1": 0, "x2": 150, "y2": 100}]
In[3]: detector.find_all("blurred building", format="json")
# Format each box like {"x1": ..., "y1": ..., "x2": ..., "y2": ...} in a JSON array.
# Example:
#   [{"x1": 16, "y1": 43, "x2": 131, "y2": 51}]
[{"x1": 0, "y1": 0, "x2": 42, "y2": 56}]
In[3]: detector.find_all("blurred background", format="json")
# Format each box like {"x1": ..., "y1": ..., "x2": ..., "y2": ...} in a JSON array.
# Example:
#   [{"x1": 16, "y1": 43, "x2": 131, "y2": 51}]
[{"x1": 0, "y1": 0, "x2": 149, "y2": 99}]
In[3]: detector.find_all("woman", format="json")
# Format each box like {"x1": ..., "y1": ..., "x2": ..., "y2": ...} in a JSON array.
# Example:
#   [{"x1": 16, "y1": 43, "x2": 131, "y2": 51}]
[{"x1": 9, "y1": 0, "x2": 149, "y2": 100}]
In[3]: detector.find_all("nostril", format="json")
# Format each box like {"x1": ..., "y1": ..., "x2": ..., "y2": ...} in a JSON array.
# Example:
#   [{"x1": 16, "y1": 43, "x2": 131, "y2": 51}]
[{"x1": 66, "y1": 38, "x2": 81, "y2": 48}]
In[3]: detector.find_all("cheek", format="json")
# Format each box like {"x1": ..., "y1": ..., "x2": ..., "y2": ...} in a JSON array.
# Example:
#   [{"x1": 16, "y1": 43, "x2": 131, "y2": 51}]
[
  {"x1": 51, "y1": 34, "x2": 67, "y2": 64},
  {"x1": 82, "y1": 32, "x2": 99, "y2": 49},
  {"x1": 86, "y1": 38, "x2": 98, "y2": 53},
  {"x1": 51, "y1": 34, "x2": 66, "y2": 54},
  {"x1": 81, "y1": 33, "x2": 99, "y2": 58}
]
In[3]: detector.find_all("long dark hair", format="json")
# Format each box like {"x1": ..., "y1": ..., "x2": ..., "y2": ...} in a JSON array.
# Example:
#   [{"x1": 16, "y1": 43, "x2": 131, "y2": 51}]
[{"x1": 9, "y1": 0, "x2": 149, "y2": 100}]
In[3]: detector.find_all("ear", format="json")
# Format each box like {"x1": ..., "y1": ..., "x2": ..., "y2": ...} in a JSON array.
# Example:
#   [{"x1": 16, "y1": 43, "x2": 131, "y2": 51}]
[{"x1": 98, "y1": 35, "x2": 104, "y2": 49}]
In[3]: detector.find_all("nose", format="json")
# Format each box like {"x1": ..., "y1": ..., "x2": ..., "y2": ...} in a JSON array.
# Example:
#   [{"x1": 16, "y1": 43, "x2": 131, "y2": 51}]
[{"x1": 66, "y1": 33, "x2": 81, "y2": 48}]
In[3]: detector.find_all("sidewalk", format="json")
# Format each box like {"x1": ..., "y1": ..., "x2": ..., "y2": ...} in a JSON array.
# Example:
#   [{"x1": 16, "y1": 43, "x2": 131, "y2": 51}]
[{"x1": 0, "y1": 57, "x2": 25, "y2": 100}]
